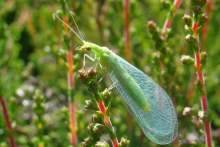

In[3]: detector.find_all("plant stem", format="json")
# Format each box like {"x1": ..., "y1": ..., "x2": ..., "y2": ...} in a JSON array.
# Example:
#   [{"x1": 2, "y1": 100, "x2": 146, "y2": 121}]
[
  {"x1": 123, "y1": 0, "x2": 131, "y2": 61},
  {"x1": 68, "y1": 102, "x2": 77, "y2": 146},
  {"x1": 202, "y1": 0, "x2": 213, "y2": 41},
  {"x1": 162, "y1": 0, "x2": 182, "y2": 32},
  {"x1": 186, "y1": 74, "x2": 196, "y2": 104},
  {"x1": 123, "y1": 0, "x2": 134, "y2": 143},
  {"x1": 66, "y1": 50, "x2": 77, "y2": 146},
  {"x1": 96, "y1": 0, "x2": 107, "y2": 44},
  {"x1": 192, "y1": 21, "x2": 212, "y2": 147},
  {"x1": 0, "y1": 96, "x2": 16, "y2": 147},
  {"x1": 97, "y1": 100, "x2": 119, "y2": 147}
]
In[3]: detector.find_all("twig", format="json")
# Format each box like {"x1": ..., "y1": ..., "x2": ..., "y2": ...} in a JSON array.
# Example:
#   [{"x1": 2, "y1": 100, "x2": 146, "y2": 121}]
[
  {"x1": 202, "y1": 0, "x2": 213, "y2": 41},
  {"x1": 0, "y1": 96, "x2": 17, "y2": 147},
  {"x1": 96, "y1": 0, "x2": 107, "y2": 44},
  {"x1": 162, "y1": 0, "x2": 182, "y2": 33},
  {"x1": 123, "y1": 0, "x2": 131, "y2": 61},
  {"x1": 97, "y1": 100, "x2": 119, "y2": 147},
  {"x1": 66, "y1": 50, "x2": 78, "y2": 146},
  {"x1": 183, "y1": 1, "x2": 213, "y2": 145},
  {"x1": 192, "y1": 14, "x2": 212, "y2": 147},
  {"x1": 194, "y1": 43, "x2": 212, "y2": 147}
]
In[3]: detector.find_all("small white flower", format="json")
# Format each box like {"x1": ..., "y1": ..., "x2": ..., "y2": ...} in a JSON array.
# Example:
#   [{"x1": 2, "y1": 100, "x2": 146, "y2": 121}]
[
  {"x1": 22, "y1": 99, "x2": 30, "y2": 106},
  {"x1": 198, "y1": 110, "x2": 205, "y2": 119},
  {"x1": 182, "y1": 107, "x2": 191, "y2": 116},
  {"x1": 95, "y1": 141, "x2": 109, "y2": 147},
  {"x1": 186, "y1": 133, "x2": 198, "y2": 144},
  {"x1": 16, "y1": 88, "x2": 25, "y2": 97}
]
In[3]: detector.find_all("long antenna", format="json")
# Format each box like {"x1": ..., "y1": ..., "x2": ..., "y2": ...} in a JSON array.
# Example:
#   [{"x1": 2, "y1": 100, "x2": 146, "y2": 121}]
[
  {"x1": 54, "y1": 10, "x2": 83, "y2": 43},
  {"x1": 68, "y1": 10, "x2": 85, "y2": 40}
]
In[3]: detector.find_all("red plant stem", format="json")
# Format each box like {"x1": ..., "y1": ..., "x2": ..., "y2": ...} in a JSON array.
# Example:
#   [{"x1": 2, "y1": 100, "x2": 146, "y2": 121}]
[
  {"x1": 202, "y1": 0, "x2": 213, "y2": 41},
  {"x1": 193, "y1": 22, "x2": 212, "y2": 147},
  {"x1": 195, "y1": 51, "x2": 212, "y2": 147},
  {"x1": 124, "y1": 0, "x2": 131, "y2": 61},
  {"x1": 186, "y1": 74, "x2": 196, "y2": 104},
  {"x1": 0, "y1": 97, "x2": 17, "y2": 147},
  {"x1": 66, "y1": 50, "x2": 77, "y2": 146},
  {"x1": 163, "y1": 19, "x2": 172, "y2": 32},
  {"x1": 162, "y1": 0, "x2": 182, "y2": 32},
  {"x1": 68, "y1": 103, "x2": 77, "y2": 146},
  {"x1": 174, "y1": 0, "x2": 182, "y2": 9},
  {"x1": 111, "y1": 138, "x2": 119, "y2": 147},
  {"x1": 123, "y1": 0, "x2": 134, "y2": 142},
  {"x1": 67, "y1": 50, "x2": 74, "y2": 90},
  {"x1": 97, "y1": 100, "x2": 119, "y2": 147}
]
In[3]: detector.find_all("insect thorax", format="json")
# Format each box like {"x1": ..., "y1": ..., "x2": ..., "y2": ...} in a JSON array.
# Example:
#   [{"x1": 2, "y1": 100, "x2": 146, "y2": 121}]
[{"x1": 82, "y1": 41, "x2": 111, "y2": 58}]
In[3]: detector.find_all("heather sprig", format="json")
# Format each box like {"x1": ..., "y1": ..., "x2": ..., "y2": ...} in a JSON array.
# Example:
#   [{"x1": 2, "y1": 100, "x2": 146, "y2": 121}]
[
  {"x1": 183, "y1": 0, "x2": 212, "y2": 146},
  {"x1": 32, "y1": 89, "x2": 46, "y2": 147},
  {"x1": 78, "y1": 67, "x2": 129, "y2": 147},
  {"x1": 0, "y1": 96, "x2": 16, "y2": 147}
]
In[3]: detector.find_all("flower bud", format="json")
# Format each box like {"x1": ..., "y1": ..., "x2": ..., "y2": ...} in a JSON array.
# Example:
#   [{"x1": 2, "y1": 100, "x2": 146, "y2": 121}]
[
  {"x1": 92, "y1": 123, "x2": 105, "y2": 134},
  {"x1": 84, "y1": 99, "x2": 95, "y2": 110},
  {"x1": 180, "y1": 55, "x2": 194, "y2": 65},
  {"x1": 95, "y1": 141, "x2": 109, "y2": 147},
  {"x1": 199, "y1": 14, "x2": 208, "y2": 26},
  {"x1": 200, "y1": 51, "x2": 207, "y2": 64},
  {"x1": 185, "y1": 34, "x2": 197, "y2": 51},
  {"x1": 119, "y1": 137, "x2": 130, "y2": 147},
  {"x1": 183, "y1": 14, "x2": 192, "y2": 27},
  {"x1": 182, "y1": 107, "x2": 192, "y2": 116},
  {"x1": 81, "y1": 137, "x2": 93, "y2": 147},
  {"x1": 147, "y1": 20, "x2": 157, "y2": 33},
  {"x1": 92, "y1": 114, "x2": 102, "y2": 123}
]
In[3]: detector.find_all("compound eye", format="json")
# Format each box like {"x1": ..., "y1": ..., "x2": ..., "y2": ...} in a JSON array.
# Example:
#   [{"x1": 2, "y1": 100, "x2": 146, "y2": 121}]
[
  {"x1": 85, "y1": 47, "x2": 91, "y2": 51},
  {"x1": 81, "y1": 47, "x2": 91, "y2": 52}
]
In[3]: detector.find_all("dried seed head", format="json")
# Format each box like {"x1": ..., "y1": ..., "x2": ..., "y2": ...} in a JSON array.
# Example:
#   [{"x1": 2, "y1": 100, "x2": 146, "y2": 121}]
[
  {"x1": 78, "y1": 68, "x2": 88, "y2": 80},
  {"x1": 87, "y1": 67, "x2": 97, "y2": 77}
]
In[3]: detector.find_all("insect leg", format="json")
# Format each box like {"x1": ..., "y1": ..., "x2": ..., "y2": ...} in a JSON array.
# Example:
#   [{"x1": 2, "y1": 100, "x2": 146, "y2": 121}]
[
  {"x1": 83, "y1": 54, "x2": 104, "y2": 70},
  {"x1": 83, "y1": 54, "x2": 96, "y2": 68},
  {"x1": 102, "y1": 81, "x2": 117, "y2": 95}
]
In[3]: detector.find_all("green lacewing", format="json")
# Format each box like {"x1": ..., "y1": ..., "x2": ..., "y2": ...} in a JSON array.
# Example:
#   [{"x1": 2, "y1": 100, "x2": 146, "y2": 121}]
[{"x1": 55, "y1": 11, "x2": 178, "y2": 144}]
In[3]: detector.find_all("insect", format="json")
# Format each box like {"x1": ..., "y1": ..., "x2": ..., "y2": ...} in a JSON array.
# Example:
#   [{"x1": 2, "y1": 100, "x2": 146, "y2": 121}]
[{"x1": 55, "y1": 11, "x2": 178, "y2": 145}]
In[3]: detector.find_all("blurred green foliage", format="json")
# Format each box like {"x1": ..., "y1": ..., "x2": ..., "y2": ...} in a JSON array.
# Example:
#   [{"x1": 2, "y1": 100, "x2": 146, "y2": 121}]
[{"x1": 0, "y1": 0, "x2": 220, "y2": 146}]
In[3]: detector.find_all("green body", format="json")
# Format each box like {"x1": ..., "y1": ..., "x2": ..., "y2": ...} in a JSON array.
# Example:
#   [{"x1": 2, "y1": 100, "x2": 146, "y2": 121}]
[{"x1": 81, "y1": 41, "x2": 150, "y2": 112}]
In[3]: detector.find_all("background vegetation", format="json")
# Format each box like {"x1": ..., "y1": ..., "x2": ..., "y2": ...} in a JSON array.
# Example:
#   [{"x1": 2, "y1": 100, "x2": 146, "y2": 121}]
[{"x1": 0, "y1": 0, "x2": 220, "y2": 146}]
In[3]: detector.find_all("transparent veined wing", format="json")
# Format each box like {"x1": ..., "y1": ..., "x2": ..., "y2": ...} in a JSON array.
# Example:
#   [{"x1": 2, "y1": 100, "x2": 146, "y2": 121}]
[{"x1": 108, "y1": 54, "x2": 178, "y2": 144}]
